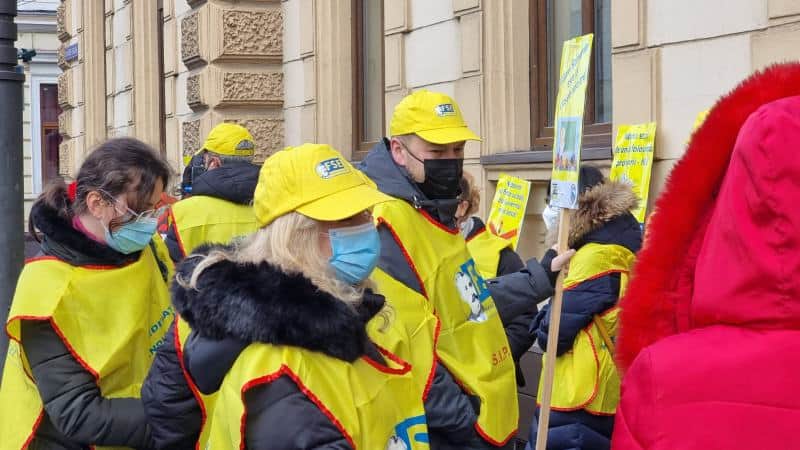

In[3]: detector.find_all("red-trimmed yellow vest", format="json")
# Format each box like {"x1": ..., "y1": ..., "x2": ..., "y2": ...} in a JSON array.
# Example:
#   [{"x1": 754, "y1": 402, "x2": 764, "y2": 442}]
[
  {"x1": 206, "y1": 338, "x2": 429, "y2": 449},
  {"x1": 0, "y1": 238, "x2": 174, "y2": 449},
  {"x1": 173, "y1": 315, "x2": 217, "y2": 450},
  {"x1": 372, "y1": 199, "x2": 518, "y2": 445},
  {"x1": 170, "y1": 196, "x2": 259, "y2": 257},
  {"x1": 180, "y1": 296, "x2": 431, "y2": 449},
  {"x1": 466, "y1": 227, "x2": 515, "y2": 279},
  {"x1": 536, "y1": 242, "x2": 635, "y2": 414}
]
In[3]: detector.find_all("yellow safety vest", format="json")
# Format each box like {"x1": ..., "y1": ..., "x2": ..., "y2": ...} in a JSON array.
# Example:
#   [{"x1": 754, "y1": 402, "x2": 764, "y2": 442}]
[
  {"x1": 206, "y1": 339, "x2": 429, "y2": 449},
  {"x1": 466, "y1": 227, "x2": 515, "y2": 279},
  {"x1": 537, "y1": 243, "x2": 635, "y2": 415},
  {"x1": 372, "y1": 199, "x2": 518, "y2": 445},
  {"x1": 370, "y1": 268, "x2": 439, "y2": 399},
  {"x1": 173, "y1": 315, "x2": 217, "y2": 450},
  {"x1": 0, "y1": 239, "x2": 174, "y2": 450},
  {"x1": 170, "y1": 196, "x2": 259, "y2": 257}
]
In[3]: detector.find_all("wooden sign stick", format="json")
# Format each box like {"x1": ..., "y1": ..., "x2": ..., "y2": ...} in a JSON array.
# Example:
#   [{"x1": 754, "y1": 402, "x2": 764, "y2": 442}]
[{"x1": 535, "y1": 209, "x2": 572, "y2": 450}]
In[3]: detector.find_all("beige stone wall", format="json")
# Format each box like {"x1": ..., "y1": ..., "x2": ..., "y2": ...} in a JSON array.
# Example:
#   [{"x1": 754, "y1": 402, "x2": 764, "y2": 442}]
[{"x1": 612, "y1": 0, "x2": 800, "y2": 213}]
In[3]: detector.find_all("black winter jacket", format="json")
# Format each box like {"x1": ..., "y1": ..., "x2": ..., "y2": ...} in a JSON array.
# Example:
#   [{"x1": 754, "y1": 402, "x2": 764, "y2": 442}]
[
  {"x1": 143, "y1": 244, "x2": 400, "y2": 449},
  {"x1": 164, "y1": 162, "x2": 260, "y2": 262},
  {"x1": 358, "y1": 140, "x2": 514, "y2": 450},
  {"x1": 18, "y1": 196, "x2": 160, "y2": 450},
  {"x1": 463, "y1": 216, "x2": 556, "y2": 386},
  {"x1": 527, "y1": 182, "x2": 642, "y2": 450}
]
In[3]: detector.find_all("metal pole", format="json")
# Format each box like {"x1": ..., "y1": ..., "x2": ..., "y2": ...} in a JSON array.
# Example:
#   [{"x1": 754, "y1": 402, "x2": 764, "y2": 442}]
[{"x1": 0, "y1": 0, "x2": 25, "y2": 374}]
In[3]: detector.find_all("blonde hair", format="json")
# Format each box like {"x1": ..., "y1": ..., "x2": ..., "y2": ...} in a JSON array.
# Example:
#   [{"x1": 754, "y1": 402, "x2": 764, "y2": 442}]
[{"x1": 176, "y1": 212, "x2": 376, "y2": 310}]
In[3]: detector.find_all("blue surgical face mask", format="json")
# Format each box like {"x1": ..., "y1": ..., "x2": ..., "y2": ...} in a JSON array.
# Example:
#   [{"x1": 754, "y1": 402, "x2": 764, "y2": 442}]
[
  {"x1": 328, "y1": 222, "x2": 381, "y2": 285},
  {"x1": 104, "y1": 217, "x2": 158, "y2": 254}
]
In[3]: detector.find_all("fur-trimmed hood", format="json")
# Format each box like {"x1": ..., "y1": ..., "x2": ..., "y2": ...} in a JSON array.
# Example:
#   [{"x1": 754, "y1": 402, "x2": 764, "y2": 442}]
[
  {"x1": 616, "y1": 63, "x2": 800, "y2": 373},
  {"x1": 546, "y1": 181, "x2": 641, "y2": 253},
  {"x1": 172, "y1": 244, "x2": 386, "y2": 362}
]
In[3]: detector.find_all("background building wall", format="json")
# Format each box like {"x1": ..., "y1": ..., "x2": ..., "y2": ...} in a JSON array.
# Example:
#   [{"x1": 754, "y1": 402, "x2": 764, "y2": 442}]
[
  {"x1": 17, "y1": 0, "x2": 60, "y2": 227},
  {"x1": 612, "y1": 0, "x2": 800, "y2": 214}
]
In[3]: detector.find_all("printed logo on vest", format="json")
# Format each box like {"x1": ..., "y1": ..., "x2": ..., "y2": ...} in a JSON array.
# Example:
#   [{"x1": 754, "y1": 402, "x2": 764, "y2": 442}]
[
  {"x1": 434, "y1": 103, "x2": 456, "y2": 117},
  {"x1": 390, "y1": 415, "x2": 428, "y2": 449},
  {"x1": 455, "y1": 259, "x2": 491, "y2": 323},
  {"x1": 316, "y1": 157, "x2": 350, "y2": 179}
]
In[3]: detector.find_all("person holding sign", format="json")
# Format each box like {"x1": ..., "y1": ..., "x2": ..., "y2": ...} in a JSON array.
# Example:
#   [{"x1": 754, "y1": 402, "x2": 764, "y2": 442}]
[
  {"x1": 613, "y1": 63, "x2": 800, "y2": 450},
  {"x1": 359, "y1": 90, "x2": 519, "y2": 449},
  {"x1": 527, "y1": 166, "x2": 642, "y2": 450},
  {"x1": 456, "y1": 174, "x2": 575, "y2": 387}
]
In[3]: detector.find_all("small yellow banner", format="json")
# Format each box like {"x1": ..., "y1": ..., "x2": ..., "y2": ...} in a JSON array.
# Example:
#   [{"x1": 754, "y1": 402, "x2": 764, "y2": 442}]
[
  {"x1": 609, "y1": 123, "x2": 657, "y2": 223},
  {"x1": 550, "y1": 33, "x2": 594, "y2": 210},
  {"x1": 487, "y1": 174, "x2": 532, "y2": 250}
]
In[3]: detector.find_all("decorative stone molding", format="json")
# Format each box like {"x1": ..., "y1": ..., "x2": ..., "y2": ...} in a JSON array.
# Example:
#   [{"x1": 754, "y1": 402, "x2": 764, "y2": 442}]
[
  {"x1": 222, "y1": 72, "x2": 282, "y2": 105},
  {"x1": 181, "y1": 4, "x2": 283, "y2": 68},
  {"x1": 57, "y1": 72, "x2": 73, "y2": 108},
  {"x1": 58, "y1": 110, "x2": 71, "y2": 139},
  {"x1": 186, "y1": 67, "x2": 283, "y2": 110},
  {"x1": 221, "y1": 9, "x2": 282, "y2": 62},
  {"x1": 182, "y1": 119, "x2": 202, "y2": 159},
  {"x1": 133, "y1": 0, "x2": 163, "y2": 148},
  {"x1": 57, "y1": 2, "x2": 70, "y2": 41},
  {"x1": 59, "y1": 139, "x2": 74, "y2": 177},
  {"x1": 186, "y1": 74, "x2": 202, "y2": 108},
  {"x1": 58, "y1": 44, "x2": 68, "y2": 70},
  {"x1": 181, "y1": 11, "x2": 202, "y2": 67}
]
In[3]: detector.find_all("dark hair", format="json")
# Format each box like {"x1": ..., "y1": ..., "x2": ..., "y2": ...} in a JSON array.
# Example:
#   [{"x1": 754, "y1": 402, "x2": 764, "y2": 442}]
[
  {"x1": 29, "y1": 137, "x2": 173, "y2": 240},
  {"x1": 578, "y1": 165, "x2": 605, "y2": 194}
]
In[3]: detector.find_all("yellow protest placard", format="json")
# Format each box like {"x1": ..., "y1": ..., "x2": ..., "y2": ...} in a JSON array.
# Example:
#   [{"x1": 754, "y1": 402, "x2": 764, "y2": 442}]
[
  {"x1": 486, "y1": 174, "x2": 531, "y2": 250},
  {"x1": 550, "y1": 34, "x2": 594, "y2": 209},
  {"x1": 610, "y1": 123, "x2": 657, "y2": 223}
]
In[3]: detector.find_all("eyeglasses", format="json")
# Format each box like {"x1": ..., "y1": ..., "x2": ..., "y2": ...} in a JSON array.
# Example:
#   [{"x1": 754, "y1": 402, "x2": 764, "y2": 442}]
[{"x1": 98, "y1": 189, "x2": 168, "y2": 223}]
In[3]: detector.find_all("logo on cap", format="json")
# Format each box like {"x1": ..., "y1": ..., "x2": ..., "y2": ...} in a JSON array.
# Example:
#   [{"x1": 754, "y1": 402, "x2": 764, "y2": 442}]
[
  {"x1": 234, "y1": 139, "x2": 255, "y2": 155},
  {"x1": 435, "y1": 103, "x2": 456, "y2": 117},
  {"x1": 316, "y1": 157, "x2": 350, "y2": 179}
]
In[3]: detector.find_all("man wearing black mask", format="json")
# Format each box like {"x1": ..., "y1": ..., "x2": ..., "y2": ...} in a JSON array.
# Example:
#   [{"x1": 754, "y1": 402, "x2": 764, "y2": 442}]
[{"x1": 359, "y1": 90, "x2": 519, "y2": 450}]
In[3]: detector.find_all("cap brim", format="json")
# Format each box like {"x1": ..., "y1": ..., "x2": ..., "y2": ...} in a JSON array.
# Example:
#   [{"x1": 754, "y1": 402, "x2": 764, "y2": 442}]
[
  {"x1": 416, "y1": 126, "x2": 481, "y2": 145},
  {"x1": 296, "y1": 184, "x2": 393, "y2": 221}
]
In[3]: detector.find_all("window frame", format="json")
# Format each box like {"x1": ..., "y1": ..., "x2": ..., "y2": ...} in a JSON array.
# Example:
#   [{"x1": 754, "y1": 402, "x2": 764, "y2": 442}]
[
  {"x1": 529, "y1": 0, "x2": 612, "y2": 152},
  {"x1": 351, "y1": 0, "x2": 385, "y2": 161},
  {"x1": 30, "y1": 74, "x2": 61, "y2": 194}
]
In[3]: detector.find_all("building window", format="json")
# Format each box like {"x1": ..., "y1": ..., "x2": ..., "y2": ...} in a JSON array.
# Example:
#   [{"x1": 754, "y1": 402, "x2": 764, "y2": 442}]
[
  {"x1": 352, "y1": 0, "x2": 384, "y2": 160},
  {"x1": 530, "y1": 0, "x2": 612, "y2": 151},
  {"x1": 39, "y1": 83, "x2": 62, "y2": 186}
]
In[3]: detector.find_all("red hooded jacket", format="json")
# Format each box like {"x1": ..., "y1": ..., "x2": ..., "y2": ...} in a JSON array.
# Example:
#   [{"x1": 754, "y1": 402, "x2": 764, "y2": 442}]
[{"x1": 612, "y1": 63, "x2": 800, "y2": 449}]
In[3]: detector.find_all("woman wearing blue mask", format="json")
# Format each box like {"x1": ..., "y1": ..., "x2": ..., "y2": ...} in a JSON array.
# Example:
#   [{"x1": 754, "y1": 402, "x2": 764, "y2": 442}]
[
  {"x1": 144, "y1": 143, "x2": 429, "y2": 450},
  {"x1": 0, "y1": 137, "x2": 173, "y2": 449}
]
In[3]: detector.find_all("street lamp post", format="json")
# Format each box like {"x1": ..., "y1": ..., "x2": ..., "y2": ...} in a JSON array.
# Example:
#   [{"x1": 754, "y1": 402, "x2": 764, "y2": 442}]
[{"x1": 0, "y1": 0, "x2": 25, "y2": 374}]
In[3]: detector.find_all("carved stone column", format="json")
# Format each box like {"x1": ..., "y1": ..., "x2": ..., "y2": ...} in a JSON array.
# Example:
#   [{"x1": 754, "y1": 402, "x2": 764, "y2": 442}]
[{"x1": 180, "y1": 1, "x2": 284, "y2": 163}]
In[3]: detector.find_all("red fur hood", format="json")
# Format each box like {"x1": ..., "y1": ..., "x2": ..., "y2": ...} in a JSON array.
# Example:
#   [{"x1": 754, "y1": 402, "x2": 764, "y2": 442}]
[{"x1": 616, "y1": 63, "x2": 800, "y2": 372}]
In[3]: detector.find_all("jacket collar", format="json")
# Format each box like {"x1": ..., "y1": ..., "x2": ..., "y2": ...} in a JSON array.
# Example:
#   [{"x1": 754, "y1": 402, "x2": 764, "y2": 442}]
[
  {"x1": 172, "y1": 244, "x2": 386, "y2": 362},
  {"x1": 190, "y1": 162, "x2": 260, "y2": 205},
  {"x1": 31, "y1": 195, "x2": 141, "y2": 266}
]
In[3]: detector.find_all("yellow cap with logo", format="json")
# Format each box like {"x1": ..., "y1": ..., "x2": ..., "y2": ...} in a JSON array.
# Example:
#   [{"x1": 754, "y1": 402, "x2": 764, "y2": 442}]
[
  {"x1": 253, "y1": 143, "x2": 392, "y2": 227},
  {"x1": 390, "y1": 89, "x2": 481, "y2": 144},
  {"x1": 183, "y1": 123, "x2": 255, "y2": 165}
]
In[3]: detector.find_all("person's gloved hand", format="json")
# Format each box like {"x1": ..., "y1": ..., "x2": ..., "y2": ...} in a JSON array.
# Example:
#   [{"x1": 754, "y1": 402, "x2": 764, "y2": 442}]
[{"x1": 540, "y1": 247, "x2": 576, "y2": 286}]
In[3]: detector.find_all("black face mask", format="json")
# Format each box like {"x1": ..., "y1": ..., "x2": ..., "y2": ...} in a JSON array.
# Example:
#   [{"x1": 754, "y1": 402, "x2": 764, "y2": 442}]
[{"x1": 404, "y1": 148, "x2": 463, "y2": 200}]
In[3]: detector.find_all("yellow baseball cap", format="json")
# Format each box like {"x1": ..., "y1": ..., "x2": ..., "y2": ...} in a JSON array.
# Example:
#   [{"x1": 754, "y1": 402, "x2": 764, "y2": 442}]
[
  {"x1": 253, "y1": 143, "x2": 392, "y2": 227},
  {"x1": 183, "y1": 123, "x2": 255, "y2": 165},
  {"x1": 390, "y1": 89, "x2": 481, "y2": 144}
]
